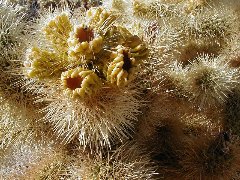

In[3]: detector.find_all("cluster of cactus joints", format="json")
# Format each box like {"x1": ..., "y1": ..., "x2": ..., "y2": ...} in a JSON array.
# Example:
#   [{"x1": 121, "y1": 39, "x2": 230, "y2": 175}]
[
  {"x1": 69, "y1": 143, "x2": 157, "y2": 179},
  {"x1": 0, "y1": 1, "x2": 28, "y2": 97},
  {"x1": 185, "y1": 55, "x2": 239, "y2": 107},
  {"x1": 180, "y1": 132, "x2": 240, "y2": 180},
  {"x1": 0, "y1": 1, "x2": 25, "y2": 53},
  {"x1": 1, "y1": 0, "x2": 240, "y2": 179},
  {"x1": 162, "y1": 55, "x2": 239, "y2": 108},
  {"x1": 22, "y1": 6, "x2": 149, "y2": 150},
  {"x1": 158, "y1": 5, "x2": 240, "y2": 107},
  {"x1": 25, "y1": 7, "x2": 148, "y2": 89}
]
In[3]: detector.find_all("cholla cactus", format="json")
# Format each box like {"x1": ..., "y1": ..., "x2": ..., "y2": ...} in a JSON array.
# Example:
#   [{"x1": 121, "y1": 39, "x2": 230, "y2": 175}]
[
  {"x1": 22, "y1": 6, "x2": 147, "y2": 150},
  {"x1": 0, "y1": 1, "x2": 26, "y2": 54},
  {"x1": 0, "y1": 139, "x2": 64, "y2": 179},
  {"x1": 0, "y1": 0, "x2": 27, "y2": 85},
  {"x1": 185, "y1": 55, "x2": 239, "y2": 107},
  {"x1": 0, "y1": 102, "x2": 38, "y2": 152},
  {"x1": 1, "y1": 0, "x2": 240, "y2": 179},
  {"x1": 70, "y1": 143, "x2": 157, "y2": 179},
  {"x1": 43, "y1": 85, "x2": 142, "y2": 149},
  {"x1": 180, "y1": 132, "x2": 240, "y2": 180}
]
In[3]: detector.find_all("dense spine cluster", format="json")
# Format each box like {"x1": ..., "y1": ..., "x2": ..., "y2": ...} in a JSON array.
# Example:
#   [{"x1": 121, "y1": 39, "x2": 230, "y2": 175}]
[{"x1": 1, "y1": 0, "x2": 240, "y2": 179}]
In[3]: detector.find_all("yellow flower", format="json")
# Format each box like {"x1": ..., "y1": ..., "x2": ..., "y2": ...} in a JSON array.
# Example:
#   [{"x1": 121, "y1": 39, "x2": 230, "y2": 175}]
[
  {"x1": 61, "y1": 67, "x2": 102, "y2": 98},
  {"x1": 105, "y1": 25, "x2": 149, "y2": 58},
  {"x1": 24, "y1": 47, "x2": 66, "y2": 79},
  {"x1": 86, "y1": 7, "x2": 111, "y2": 29},
  {"x1": 43, "y1": 12, "x2": 73, "y2": 53},
  {"x1": 132, "y1": 0, "x2": 148, "y2": 16},
  {"x1": 68, "y1": 24, "x2": 103, "y2": 63},
  {"x1": 185, "y1": 0, "x2": 206, "y2": 13},
  {"x1": 107, "y1": 45, "x2": 139, "y2": 87}
]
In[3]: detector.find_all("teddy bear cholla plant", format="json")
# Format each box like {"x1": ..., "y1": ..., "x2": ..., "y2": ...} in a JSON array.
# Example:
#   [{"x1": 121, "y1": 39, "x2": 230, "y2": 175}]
[
  {"x1": 185, "y1": 55, "x2": 239, "y2": 107},
  {"x1": 101, "y1": 0, "x2": 240, "y2": 178},
  {"x1": 145, "y1": 0, "x2": 240, "y2": 105},
  {"x1": 0, "y1": 0, "x2": 26, "y2": 52},
  {"x1": 0, "y1": 0, "x2": 27, "y2": 96},
  {"x1": 0, "y1": 94, "x2": 38, "y2": 152},
  {"x1": 0, "y1": 138, "x2": 67, "y2": 179},
  {"x1": 0, "y1": 0, "x2": 48, "y2": 166},
  {"x1": 1, "y1": 0, "x2": 240, "y2": 179},
  {"x1": 140, "y1": 2, "x2": 240, "y2": 180},
  {"x1": 22, "y1": 6, "x2": 148, "y2": 150},
  {"x1": 179, "y1": 132, "x2": 240, "y2": 180},
  {"x1": 161, "y1": 55, "x2": 239, "y2": 108},
  {"x1": 0, "y1": 0, "x2": 41, "y2": 124},
  {"x1": 69, "y1": 143, "x2": 157, "y2": 179}
]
